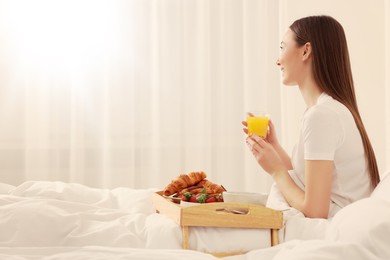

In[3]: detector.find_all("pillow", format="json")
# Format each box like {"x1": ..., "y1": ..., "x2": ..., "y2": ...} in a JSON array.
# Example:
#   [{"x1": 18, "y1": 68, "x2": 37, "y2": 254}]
[
  {"x1": 371, "y1": 171, "x2": 390, "y2": 202},
  {"x1": 326, "y1": 198, "x2": 390, "y2": 259}
]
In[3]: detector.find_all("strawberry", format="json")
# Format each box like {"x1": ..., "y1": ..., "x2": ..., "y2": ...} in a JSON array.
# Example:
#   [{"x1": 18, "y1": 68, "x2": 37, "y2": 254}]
[
  {"x1": 216, "y1": 194, "x2": 224, "y2": 202},
  {"x1": 205, "y1": 197, "x2": 217, "y2": 203},
  {"x1": 181, "y1": 189, "x2": 224, "y2": 204},
  {"x1": 195, "y1": 189, "x2": 210, "y2": 203},
  {"x1": 189, "y1": 195, "x2": 197, "y2": 203},
  {"x1": 182, "y1": 192, "x2": 193, "y2": 202}
]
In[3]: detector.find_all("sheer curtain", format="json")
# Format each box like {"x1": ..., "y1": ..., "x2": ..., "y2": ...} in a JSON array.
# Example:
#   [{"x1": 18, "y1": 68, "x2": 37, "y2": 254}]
[{"x1": 0, "y1": 0, "x2": 280, "y2": 191}]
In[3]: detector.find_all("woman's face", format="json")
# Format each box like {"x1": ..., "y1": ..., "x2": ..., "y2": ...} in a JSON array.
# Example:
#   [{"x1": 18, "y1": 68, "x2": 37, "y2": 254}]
[{"x1": 276, "y1": 29, "x2": 306, "y2": 86}]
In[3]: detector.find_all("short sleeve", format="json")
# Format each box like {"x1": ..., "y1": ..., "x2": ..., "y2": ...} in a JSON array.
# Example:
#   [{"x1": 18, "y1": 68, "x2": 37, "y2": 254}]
[{"x1": 302, "y1": 107, "x2": 344, "y2": 160}]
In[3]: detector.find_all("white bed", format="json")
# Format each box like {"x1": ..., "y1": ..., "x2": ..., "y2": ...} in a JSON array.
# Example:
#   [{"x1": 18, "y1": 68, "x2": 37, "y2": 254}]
[{"x1": 0, "y1": 172, "x2": 389, "y2": 260}]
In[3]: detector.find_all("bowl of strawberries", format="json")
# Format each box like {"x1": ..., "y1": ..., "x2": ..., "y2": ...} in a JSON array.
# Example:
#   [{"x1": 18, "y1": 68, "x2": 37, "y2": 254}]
[{"x1": 180, "y1": 189, "x2": 224, "y2": 207}]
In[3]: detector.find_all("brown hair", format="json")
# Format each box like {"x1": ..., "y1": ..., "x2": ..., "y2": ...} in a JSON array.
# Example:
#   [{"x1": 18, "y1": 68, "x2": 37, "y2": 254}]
[{"x1": 289, "y1": 15, "x2": 380, "y2": 189}]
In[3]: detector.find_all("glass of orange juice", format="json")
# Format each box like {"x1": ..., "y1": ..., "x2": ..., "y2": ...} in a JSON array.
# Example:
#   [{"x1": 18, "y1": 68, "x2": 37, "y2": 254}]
[{"x1": 246, "y1": 113, "x2": 270, "y2": 138}]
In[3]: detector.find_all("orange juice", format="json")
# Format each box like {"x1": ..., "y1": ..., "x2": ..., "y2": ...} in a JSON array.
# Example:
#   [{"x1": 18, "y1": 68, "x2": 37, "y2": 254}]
[{"x1": 247, "y1": 116, "x2": 269, "y2": 138}]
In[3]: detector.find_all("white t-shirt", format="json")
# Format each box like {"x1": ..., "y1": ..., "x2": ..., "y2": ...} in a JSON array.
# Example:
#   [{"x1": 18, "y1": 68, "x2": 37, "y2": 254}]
[{"x1": 291, "y1": 93, "x2": 371, "y2": 215}]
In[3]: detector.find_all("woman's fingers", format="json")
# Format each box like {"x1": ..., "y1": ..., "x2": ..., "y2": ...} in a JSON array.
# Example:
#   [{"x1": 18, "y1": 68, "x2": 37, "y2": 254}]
[
  {"x1": 265, "y1": 119, "x2": 278, "y2": 144},
  {"x1": 268, "y1": 119, "x2": 274, "y2": 131},
  {"x1": 242, "y1": 121, "x2": 248, "y2": 134},
  {"x1": 246, "y1": 138, "x2": 259, "y2": 153},
  {"x1": 266, "y1": 120, "x2": 273, "y2": 138},
  {"x1": 251, "y1": 134, "x2": 266, "y2": 147},
  {"x1": 246, "y1": 134, "x2": 266, "y2": 153}
]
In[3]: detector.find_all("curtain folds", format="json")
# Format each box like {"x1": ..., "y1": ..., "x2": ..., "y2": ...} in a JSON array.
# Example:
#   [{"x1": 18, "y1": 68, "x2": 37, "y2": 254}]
[
  {"x1": 1, "y1": 0, "x2": 389, "y2": 191},
  {"x1": 0, "y1": 0, "x2": 280, "y2": 191}
]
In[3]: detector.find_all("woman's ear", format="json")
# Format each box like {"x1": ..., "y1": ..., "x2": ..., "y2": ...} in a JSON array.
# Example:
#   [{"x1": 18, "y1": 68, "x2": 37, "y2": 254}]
[{"x1": 302, "y1": 42, "x2": 311, "y2": 60}]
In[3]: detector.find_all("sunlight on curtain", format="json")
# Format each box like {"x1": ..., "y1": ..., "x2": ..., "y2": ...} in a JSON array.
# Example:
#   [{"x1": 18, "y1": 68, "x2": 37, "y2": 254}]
[{"x1": 0, "y1": 0, "x2": 280, "y2": 191}]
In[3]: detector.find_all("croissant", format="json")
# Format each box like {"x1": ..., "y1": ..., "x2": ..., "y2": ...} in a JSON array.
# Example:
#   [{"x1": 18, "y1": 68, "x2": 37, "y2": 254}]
[
  {"x1": 176, "y1": 180, "x2": 225, "y2": 197},
  {"x1": 176, "y1": 186, "x2": 204, "y2": 197},
  {"x1": 163, "y1": 171, "x2": 207, "y2": 196},
  {"x1": 197, "y1": 179, "x2": 225, "y2": 194}
]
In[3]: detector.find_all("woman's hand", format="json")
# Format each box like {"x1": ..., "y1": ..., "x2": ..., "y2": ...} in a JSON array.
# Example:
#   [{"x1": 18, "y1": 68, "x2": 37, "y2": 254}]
[
  {"x1": 264, "y1": 120, "x2": 279, "y2": 147},
  {"x1": 245, "y1": 134, "x2": 287, "y2": 175},
  {"x1": 242, "y1": 114, "x2": 292, "y2": 170},
  {"x1": 242, "y1": 114, "x2": 279, "y2": 147},
  {"x1": 241, "y1": 112, "x2": 253, "y2": 135}
]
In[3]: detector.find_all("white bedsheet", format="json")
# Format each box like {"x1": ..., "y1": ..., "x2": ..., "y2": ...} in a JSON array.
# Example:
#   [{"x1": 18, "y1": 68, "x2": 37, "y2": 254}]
[
  {"x1": 0, "y1": 178, "x2": 389, "y2": 260},
  {"x1": 0, "y1": 181, "x2": 276, "y2": 252},
  {"x1": 224, "y1": 240, "x2": 383, "y2": 260},
  {"x1": 0, "y1": 247, "x2": 219, "y2": 260},
  {"x1": 0, "y1": 241, "x2": 383, "y2": 260}
]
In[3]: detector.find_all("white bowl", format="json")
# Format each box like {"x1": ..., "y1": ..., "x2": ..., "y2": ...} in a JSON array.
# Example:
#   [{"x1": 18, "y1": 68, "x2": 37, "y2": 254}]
[
  {"x1": 222, "y1": 191, "x2": 268, "y2": 205},
  {"x1": 180, "y1": 201, "x2": 202, "y2": 208},
  {"x1": 180, "y1": 200, "x2": 223, "y2": 208}
]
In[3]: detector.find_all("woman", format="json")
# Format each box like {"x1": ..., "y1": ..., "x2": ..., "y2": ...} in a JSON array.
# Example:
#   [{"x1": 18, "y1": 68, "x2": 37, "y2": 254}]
[{"x1": 244, "y1": 15, "x2": 380, "y2": 219}]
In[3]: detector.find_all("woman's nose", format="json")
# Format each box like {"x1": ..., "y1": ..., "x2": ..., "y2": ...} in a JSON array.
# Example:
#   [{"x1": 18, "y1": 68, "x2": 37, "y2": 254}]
[{"x1": 276, "y1": 59, "x2": 281, "y2": 66}]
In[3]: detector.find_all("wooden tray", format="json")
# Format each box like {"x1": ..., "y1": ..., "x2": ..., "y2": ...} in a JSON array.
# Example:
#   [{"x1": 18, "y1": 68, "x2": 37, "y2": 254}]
[{"x1": 152, "y1": 191, "x2": 283, "y2": 256}]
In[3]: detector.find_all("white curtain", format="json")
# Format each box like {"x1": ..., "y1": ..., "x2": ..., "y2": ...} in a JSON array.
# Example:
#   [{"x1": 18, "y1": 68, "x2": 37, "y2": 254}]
[
  {"x1": 2, "y1": 0, "x2": 387, "y2": 192},
  {"x1": 0, "y1": 0, "x2": 280, "y2": 191}
]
